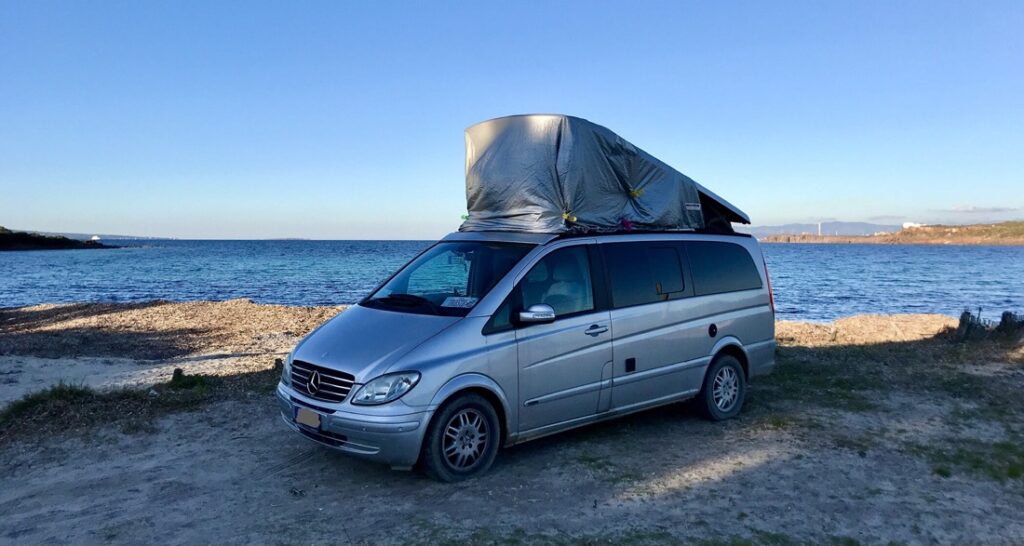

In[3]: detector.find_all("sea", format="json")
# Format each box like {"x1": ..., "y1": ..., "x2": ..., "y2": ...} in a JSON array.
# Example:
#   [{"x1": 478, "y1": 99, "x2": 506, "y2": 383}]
[{"x1": 1, "y1": 239, "x2": 1022, "y2": 322}]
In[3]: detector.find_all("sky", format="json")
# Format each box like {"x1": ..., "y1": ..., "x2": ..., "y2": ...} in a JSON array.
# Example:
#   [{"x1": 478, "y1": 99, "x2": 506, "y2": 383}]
[{"x1": 1, "y1": 1, "x2": 1021, "y2": 239}]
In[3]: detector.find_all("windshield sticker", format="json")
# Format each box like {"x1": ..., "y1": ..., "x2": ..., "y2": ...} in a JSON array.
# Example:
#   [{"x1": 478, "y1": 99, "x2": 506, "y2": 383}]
[{"x1": 441, "y1": 296, "x2": 478, "y2": 308}]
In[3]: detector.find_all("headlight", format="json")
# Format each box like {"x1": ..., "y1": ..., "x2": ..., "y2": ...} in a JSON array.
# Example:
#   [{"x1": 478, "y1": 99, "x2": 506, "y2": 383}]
[
  {"x1": 281, "y1": 352, "x2": 294, "y2": 386},
  {"x1": 350, "y1": 372, "x2": 420, "y2": 405}
]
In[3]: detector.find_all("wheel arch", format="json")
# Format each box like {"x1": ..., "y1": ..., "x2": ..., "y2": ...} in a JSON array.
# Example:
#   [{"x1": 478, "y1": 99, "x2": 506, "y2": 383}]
[
  {"x1": 428, "y1": 373, "x2": 513, "y2": 446},
  {"x1": 709, "y1": 337, "x2": 750, "y2": 379}
]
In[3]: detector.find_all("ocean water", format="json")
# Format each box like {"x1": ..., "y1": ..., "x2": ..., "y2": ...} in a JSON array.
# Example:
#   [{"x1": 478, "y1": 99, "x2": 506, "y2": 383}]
[{"x1": 1, "y1": 239, "x2": 1022, "y2": 322}]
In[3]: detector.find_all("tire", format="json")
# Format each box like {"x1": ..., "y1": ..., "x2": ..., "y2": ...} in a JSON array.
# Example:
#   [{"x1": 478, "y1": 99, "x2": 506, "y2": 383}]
[
  {"x1": 420, "y1": 393, "x2": 501, "y2": 482},
  {"x1": 698, "y1": 355, "x2": 746, "y2": 421}
]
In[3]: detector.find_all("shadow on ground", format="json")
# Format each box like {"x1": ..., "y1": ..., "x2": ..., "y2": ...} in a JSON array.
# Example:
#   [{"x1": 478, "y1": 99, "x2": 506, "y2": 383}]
[{"x1": 0, "y1": 302, "x2": 208, "y2": 359}]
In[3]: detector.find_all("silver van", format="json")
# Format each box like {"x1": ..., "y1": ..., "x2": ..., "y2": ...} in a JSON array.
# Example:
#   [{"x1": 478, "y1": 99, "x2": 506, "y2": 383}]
[{"x1": 276, "y1": 231, "x2": 775, "y2": 481}]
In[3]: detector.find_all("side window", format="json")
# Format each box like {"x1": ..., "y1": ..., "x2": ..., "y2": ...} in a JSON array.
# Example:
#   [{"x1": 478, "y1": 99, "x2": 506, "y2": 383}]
[
  {"x1": 519, "y1": 246, "x2": 594, "y2": 317},
  {"x1": 483, "y1": 295, "x2": 514, "y2": 334},
  {"x1": 603, "y1": 243, "x2": 686, "y2": 308},
  {"x1": 649, "y1": 247, "x2": 684, "y2": 295},
  {"x1": 686, "y1": 241, "x2": 763, "y2": 296}
]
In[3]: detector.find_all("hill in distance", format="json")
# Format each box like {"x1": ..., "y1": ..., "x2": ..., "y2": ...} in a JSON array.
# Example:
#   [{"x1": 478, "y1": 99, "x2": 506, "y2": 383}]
[
  {"x1": 740, "y1": 221, "x2": 901, "y2": 238},
  {"x1": 758, "y1": 221, "x2": 1024, "y2": 246},
  {"x1": 12, "y1": 230, "x2": 173, "y2": 241}
]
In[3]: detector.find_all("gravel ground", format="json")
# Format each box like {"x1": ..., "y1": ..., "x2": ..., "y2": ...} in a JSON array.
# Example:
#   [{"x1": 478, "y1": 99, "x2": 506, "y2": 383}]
[{"x1": 1, "y1": 302, "x2": 1023, "y2": 545}]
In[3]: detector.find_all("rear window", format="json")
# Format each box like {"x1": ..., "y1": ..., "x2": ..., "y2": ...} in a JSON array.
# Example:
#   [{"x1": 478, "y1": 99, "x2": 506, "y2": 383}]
[
  {"x1": 686, "y1": 241, "x2": 762, "y2": 296},
  {"x1": 603, "y1": 243, "x2": 686, "y2": 308}
]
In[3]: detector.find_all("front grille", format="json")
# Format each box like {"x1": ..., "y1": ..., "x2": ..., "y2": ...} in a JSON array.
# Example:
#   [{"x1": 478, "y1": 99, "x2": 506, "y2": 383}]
[{"x1": 291, "y1": 359, "x2": 356, "y2": 403}]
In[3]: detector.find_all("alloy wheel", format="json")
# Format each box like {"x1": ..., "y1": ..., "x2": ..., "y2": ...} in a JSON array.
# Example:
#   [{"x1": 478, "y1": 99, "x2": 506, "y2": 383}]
[
  {"x1": 712, "y1": 366, "x2": 740, "y2": 412},
  {"x1": 442, "y1": 408, "x2": 489, "y2": 471}
]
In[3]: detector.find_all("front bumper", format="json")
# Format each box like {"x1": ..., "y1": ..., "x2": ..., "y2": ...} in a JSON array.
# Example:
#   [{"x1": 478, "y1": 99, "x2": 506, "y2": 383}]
[{"x1": 276, "y1": 384, "x2": 432, "y2": 468}]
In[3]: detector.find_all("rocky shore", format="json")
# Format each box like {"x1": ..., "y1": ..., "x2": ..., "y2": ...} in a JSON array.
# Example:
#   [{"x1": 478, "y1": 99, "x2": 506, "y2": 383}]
[{"x1": 0, "y1": 226, "x2": 113, "y2": 251}]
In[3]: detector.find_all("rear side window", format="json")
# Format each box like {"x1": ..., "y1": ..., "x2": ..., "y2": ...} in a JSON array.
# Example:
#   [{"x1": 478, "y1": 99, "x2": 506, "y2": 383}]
[
  {"x1": 686, "y1": 241, "x2": 762, "y2": 296},
  {"x1": 603, "y1": 243, "x2": 686, "y2": 308}
]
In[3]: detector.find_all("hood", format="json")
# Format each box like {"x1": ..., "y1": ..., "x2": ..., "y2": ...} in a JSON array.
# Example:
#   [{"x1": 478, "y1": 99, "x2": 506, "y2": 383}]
[{"x1": 292, "y1": 305, "x2": 461, "y2": 382}]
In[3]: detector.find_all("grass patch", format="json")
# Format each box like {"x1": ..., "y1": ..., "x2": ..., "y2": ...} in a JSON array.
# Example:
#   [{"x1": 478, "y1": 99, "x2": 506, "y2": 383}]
[
  {"x1": 405, "y1": 522, "x2": 873, "y2": 546},
  {"x1": 910, "y1": 438, "x2": 1024, "y2": 482},
  {"x1": 574, "y1": 453, "x2": 616, "y2": 473},
  {"x1": 0, "y1": 382, "x2": 95, "y2": 422},
  {"x1": 767, "y1": 331, "x2": 1023, "y2": 418},
  {"x1": 408, "y1": 525, "x2": 679, "y2": 546},
  {"x1": 571, "y1": 453, "x2": 644, "y2": 485},
  {"x1": 932, "y1": 372, "x2": 990, "y2": 399},
  {"x1": 833, "y1": 434, "x2": 876, "y2": 456},
  {"x1": 762, "y1": 349, "x2": 883, "y2": 412},
  {"x1": 695, "y1": 532, "x2": 873, "y2": 546},
  {"x1": 0, "y1": 367, "x2": 279, "y2": 444},
  {"x1": 168, "y1": 368, "x2": 208, "y2": 390}
]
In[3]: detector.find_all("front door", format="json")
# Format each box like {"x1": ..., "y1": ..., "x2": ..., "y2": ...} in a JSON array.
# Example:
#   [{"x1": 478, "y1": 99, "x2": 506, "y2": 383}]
[{"x1": 515, "y1": 245, "x2": 613, "y2": 433}]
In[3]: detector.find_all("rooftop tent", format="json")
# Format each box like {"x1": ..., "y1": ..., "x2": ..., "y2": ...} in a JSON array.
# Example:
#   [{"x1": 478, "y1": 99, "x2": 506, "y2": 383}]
[{"x1": 459, "y1": 114, "x2": 749, "y2": 234}]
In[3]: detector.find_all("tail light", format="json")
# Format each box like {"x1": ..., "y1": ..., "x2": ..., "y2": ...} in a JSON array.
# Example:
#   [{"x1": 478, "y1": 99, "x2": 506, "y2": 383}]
[{"x1": 762, "y1": 252, "x2": 775, "y2": 315}]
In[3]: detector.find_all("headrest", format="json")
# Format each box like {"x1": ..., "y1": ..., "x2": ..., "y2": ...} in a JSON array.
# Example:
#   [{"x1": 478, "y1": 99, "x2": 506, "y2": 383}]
[
  {"x1": 525, "y1": 260, "x2": 549, "y2": 283},
  {"x1": 551, "y1": 259, "x2": 580, "y2": 282}
]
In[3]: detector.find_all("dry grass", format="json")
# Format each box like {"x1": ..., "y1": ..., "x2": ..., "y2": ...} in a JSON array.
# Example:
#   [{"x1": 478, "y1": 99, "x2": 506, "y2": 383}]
[
  {"x1": 0, "y1": 299, "x2": 343, "y2": 359},
  {"x1": 764, "y1": 313, "x2": 1024, "y2": 483},
  {"x1": 0, "y1": 366, "x2": 280, "y2": 444}
]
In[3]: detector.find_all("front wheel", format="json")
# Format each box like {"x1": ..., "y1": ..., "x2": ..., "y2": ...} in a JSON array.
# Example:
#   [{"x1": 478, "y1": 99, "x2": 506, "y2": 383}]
[
  {"x1": 698, "y1": 355, "x2": 746, "y2": 421},
  {"x1": 420, "y1": 393, "x2": 501, "y2": 482}
]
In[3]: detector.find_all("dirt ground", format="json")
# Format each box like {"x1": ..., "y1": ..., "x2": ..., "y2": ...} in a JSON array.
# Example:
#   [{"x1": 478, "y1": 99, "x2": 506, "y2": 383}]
[{"x1": 2, "y1": 302, "x2": 1023, "y2": 545}]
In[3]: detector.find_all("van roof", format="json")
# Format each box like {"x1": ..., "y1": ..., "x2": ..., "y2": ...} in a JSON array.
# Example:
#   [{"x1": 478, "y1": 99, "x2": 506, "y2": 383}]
[{"x1": 442, "y1": 230, "x2": 753, "y2": 245}]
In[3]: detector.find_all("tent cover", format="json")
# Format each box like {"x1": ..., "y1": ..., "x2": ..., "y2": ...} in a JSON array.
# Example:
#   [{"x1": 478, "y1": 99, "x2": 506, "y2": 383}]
[{"x1": 459, "y1": 114, "x2": 749, "y2": 234}]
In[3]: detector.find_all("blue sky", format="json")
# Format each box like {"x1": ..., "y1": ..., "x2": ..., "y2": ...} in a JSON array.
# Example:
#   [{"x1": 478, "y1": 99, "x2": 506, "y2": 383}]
[{"x1": 1, "y1": 1, "x2": 1021, "y2": 239}]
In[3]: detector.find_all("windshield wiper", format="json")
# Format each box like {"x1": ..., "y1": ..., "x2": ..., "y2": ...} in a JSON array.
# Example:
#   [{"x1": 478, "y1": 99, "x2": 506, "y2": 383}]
[{"x1": 366, "y1": 293, "x2": 444, "y2": 314}]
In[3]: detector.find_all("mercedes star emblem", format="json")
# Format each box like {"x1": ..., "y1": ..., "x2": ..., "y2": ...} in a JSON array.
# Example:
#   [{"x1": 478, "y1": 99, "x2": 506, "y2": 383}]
[{"x1": 307, "y1": 370, "x2": 321, "y2": 394}]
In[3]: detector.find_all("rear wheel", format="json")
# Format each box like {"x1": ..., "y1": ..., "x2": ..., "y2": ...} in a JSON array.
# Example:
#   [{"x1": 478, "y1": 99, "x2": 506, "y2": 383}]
[
  {"x1": 420, "y1": 393, "x2": 500, "y2": 482},
  {"x1": 698, "y1": 355, "x2": 746, "y2": 421}
]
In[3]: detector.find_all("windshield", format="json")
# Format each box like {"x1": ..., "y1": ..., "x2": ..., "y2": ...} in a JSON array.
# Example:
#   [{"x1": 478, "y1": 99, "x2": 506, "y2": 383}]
[{"x1": 361, "y1": 241, "x2": 534, "y2": 316}]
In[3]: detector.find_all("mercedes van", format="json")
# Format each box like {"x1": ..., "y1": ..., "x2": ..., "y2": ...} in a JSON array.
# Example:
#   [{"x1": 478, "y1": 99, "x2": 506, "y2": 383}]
[{"x1": 277, "y1": 230, "x2": 775, "y2": 482}]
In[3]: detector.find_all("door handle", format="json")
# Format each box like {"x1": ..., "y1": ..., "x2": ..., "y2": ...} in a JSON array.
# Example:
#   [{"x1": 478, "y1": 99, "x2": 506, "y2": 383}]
[{"x1": 584, "y1": 325, "x2": 608, "y2": 336}]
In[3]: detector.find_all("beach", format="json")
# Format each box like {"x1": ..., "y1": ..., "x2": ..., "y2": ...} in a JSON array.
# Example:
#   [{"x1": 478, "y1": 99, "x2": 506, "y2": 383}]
[{"x1": 1, "y1": 300, "x2": 1022, "y2": 544}]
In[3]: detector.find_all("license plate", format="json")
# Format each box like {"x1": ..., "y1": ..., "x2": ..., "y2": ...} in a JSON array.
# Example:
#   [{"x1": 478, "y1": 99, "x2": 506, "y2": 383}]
[{"x1": 295, "y1": 407, "x2": 321, "y2": 428}]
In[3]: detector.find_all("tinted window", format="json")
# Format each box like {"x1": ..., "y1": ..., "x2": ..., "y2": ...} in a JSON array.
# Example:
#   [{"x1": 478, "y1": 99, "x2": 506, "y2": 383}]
[
  {"x1": 650, "y1": 247, "x2": 684, "y2": 294},
  {"x1": 520, "y1": 246, "x2": 594, "y2": 317},
  {"x1": 484, "y1": 295, "x2": 514, "y2": 334},
  {"x1": 603, "y1": 243, "x2": 685, "y2": 308},
  {"x1": 686, "y1": 241, "x2": 762, "y2": 296}
]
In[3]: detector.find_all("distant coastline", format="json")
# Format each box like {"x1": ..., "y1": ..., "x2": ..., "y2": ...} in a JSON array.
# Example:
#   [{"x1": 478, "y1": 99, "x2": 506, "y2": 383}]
[
  {"x1": 759, "y1": 221, "x2": 1024, "y2": 246},
  {"x1": 0, "y1": 226, "x2": 114, "y2": 251}
]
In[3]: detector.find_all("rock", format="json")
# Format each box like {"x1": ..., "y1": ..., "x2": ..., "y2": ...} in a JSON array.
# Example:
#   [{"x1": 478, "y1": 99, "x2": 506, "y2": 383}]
[{"x1": 996, "y1": 311, "x2": 1023, "y2": 334}]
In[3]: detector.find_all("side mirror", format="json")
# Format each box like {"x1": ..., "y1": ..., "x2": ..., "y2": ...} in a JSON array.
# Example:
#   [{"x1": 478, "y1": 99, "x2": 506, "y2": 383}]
[{"x1": 518, "y1": 304, "x2": 556, "y2": 324}]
